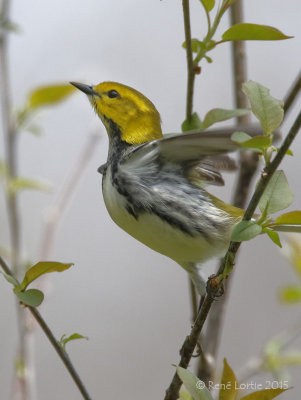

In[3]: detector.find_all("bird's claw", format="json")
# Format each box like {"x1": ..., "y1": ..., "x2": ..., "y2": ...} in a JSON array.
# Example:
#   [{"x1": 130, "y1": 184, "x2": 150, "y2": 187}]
[{"x1": 206, "y1": 274, "x2": 224, "y2": 299}]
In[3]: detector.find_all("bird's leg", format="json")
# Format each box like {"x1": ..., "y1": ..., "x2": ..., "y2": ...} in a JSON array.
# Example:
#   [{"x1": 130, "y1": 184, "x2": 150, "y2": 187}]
[{"x1": 179, "y1": 262, "x2": 207, "y2": 296}]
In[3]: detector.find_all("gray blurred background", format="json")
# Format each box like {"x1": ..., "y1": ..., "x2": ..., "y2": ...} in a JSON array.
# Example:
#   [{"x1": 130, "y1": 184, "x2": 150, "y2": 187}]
[{"x1": 0, "y1": 0, "x2": 301, "y2": 399}]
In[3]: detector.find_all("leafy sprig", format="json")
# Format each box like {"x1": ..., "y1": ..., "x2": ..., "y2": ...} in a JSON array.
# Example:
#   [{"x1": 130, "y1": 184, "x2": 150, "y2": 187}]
[
  {"x1": 231, "y1": 81, "x2": 301, "y2": 247},
  {"x1": 182, "y1": 0, "x2": 292, "y2": 130},
  {"x1": 1, "y1": 261, "x2": 73, "y2": 306}
]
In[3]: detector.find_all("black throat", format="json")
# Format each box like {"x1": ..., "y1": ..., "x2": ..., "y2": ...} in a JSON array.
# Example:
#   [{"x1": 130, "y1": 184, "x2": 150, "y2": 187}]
[
  {"x1": 105, "y1": 117, "x2": 132, "y2": 165},
  {"x1": 98, "y1": 117, "x2": 132, "y2": 176}
]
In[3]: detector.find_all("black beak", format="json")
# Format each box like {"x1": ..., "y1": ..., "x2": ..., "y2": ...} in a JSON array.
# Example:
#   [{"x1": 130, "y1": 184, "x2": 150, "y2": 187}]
[{"x1": 70, "y1": 81, "x2": 97, "y2": 96}]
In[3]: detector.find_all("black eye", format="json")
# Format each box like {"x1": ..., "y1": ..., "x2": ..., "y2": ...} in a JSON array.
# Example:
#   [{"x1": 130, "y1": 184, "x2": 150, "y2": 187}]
[{"x1": 107, "y1": 90, "x2": 120, "y2": 98}]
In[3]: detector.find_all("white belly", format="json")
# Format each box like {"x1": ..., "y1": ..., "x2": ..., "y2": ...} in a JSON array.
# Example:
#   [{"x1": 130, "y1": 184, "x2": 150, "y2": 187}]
[{"x1": 102, "y1": 173, "x2": 229, "y2": 264}]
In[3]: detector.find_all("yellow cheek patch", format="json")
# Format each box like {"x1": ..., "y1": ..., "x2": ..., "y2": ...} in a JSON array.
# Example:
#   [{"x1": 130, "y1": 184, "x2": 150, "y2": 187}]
[{"x1": 92, "y1": 81, "x2": 163, "y2": 145}]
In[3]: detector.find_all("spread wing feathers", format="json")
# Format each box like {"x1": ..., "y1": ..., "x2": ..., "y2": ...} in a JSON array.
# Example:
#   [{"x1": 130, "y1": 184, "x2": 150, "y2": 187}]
[
  {"x1": 123, "y1": 131, "x2": 239, "y2": 164},
  {"x1": 122, "y1": 131, "x2": 239, "y2": 187},
  {"x1": 155, "y1": 131, "x2": 240, "y2": 161}
]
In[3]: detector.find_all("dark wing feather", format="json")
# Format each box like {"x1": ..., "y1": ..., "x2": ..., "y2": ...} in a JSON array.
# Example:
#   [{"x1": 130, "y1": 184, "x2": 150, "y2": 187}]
[{"x1": 186, "y1": 154, "x2": 237, "y2": 187}]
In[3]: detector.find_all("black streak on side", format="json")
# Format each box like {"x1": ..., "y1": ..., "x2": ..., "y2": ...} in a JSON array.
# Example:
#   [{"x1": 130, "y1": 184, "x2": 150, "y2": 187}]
[{"x1": 104, "y1": 117, "x2": 142, "y2": 221}]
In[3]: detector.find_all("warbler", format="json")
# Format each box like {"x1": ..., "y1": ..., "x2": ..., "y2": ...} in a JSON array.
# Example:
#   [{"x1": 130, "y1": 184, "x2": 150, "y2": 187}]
[{"x1": 71, "y1": 81, "x2": 244, "y2": 294}]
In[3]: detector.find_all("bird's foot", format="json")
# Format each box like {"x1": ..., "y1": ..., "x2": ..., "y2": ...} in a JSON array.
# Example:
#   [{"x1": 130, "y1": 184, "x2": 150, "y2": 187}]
[{"x1": 206, "y1": 274, "x2": 224, "y2": 299}]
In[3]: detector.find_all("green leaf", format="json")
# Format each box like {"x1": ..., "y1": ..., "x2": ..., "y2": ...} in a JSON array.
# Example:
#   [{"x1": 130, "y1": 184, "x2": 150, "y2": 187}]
[
  {"x1": 25, "y1": 123, "x2": 42, "y2": 137},
  {"x1": 176, "y1": 367, "x2": 213, "y2": 400},
  {"x1": 0, "y1": 271, "x2": 19, "y2": 287},
  {"x1": 231, "y1": 131, "x2": 252, "y2": 143},
  {"x1": 0, "y1": 18, "x2": 20, "y2": 33},
  {"x1": 16, "y1": 289, "x2": 44, "y2": 307},
  {"x1": 206, "y1": 40, "x2": 216, "y2": 51},
  {"x1": 285, "y1": 149, "x2": 293, "y2": 156},
  {"x1": 204, "y1": 56, "x2": 213, "y2": 63},
  {"x1": 279, "y1": 286, "x2": 301, "y2": 304},
  {"x1": 200, "y1": 0, "x2": 215, "y2": 12},
  {"x1": 270, "y1": 147, "x2": 293, "y2": 156},
  {"x1": 28, "y1": 84, "x2": 76, "y2": 110},
  {"x1": 59, "y1": 333, "x2": 88, "y2": 352},
  {"x1": 232, "y1": 134, "x2": 272, "y2": 152},
  {"x1": 219, "y1": 359, "x2": 238, "y2": 400},
  {"x1": 222, "y1": 24, "x2": 292, "y2": 42},
  {"x1": 182, "y1": 112, "x2": 204, "y2": 132},
  {"x1": 263, "y1": 228, "x2": 282, "y2": 248},
  {"x1": 242, "y1": 81, "x2": 284, "y2": 135},
  {"x1": 258, "y1": 170, "x2": 294, "y2": 214},
  {"x1": 202, "y1": 108, "x2": 249, "y2": 129},
  {"x1": 240, "y1": 388, "x2": 290, "y2": 400},
  {"x1": 8, "y1": 177, "x2": 52, "y2": 194},
  {"x1": 180, "y1": 387, "x2": 194, "y2": 400},
  {"x1": 238, "y1": 136, "x2": 272, "y2": 151},
  {"x1": 16, "y1": 261, "x2": 73, "y2": 292},
  {"x1": 273, "y1": 211, "x2": 301, "y2": 226},
  {"x1": 182, "y1": 39, "x2": 205, "y2": 53},
  {"x1": 231, "y1": 221, "x2": 262, "y2": 242}
]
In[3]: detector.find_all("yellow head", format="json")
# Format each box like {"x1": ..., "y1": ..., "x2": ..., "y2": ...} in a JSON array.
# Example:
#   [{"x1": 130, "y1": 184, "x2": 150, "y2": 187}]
[{"x1": 71, "y1": 81, "x2": 163, "y2": 145}]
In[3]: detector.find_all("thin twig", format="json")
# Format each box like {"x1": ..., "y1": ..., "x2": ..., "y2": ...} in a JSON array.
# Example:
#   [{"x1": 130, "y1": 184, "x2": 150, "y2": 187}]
[
  {"x1": 182, "y1": 0, "x2": 195, "y2": 121},
  {"x1": 0, "y1": 0, "x2": 9, "y2": 16},
  {"x1": 284, "y1": 70, "x2": 301, "y2": 115},
  {"x1": 164, "y1": 110, "x2": 301, "y2": 400},
  {"x1": 0, "y1": 256, "x2": 94, "y2": 400}
]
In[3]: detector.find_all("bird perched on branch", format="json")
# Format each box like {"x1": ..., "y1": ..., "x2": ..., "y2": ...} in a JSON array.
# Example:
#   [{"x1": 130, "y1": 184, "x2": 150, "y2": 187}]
[{"x1": 71, "y1": 81, "x2": 244, "y2": 295}]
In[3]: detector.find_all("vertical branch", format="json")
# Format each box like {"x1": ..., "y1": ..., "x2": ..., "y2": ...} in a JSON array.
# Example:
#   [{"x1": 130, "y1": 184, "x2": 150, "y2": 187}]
[
  {"x1": 229, "y1": 0, "x2": 257, "y2": 210},
  {"x1": 229, "y1": 2, "x2": 249, "y2": 122},
  {"x1": 0, "y1": 2, "x2": 33, "y2": 399},
  {"x1": 0, "y1": 0, "x2": 21, "y2": 273},
  {"x1": 182, "y1": 0, "x2": 195, "y2": 121},
  {"x1": 198, "y1": 0, "x2": 258, "y2": 384}
]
